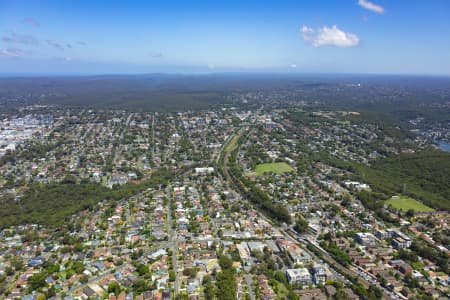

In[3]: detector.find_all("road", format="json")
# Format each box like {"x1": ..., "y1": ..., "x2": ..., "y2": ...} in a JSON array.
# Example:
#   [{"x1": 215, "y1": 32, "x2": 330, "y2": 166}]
[
  {"x1": 245, "y1": 275, "x2": 255, "y2": 300},
  {"x1": 166, "y1": 183, "x2": 180, "y2": 296},
  {"x1": 152, "y1": 113, "x2": 156, "y2": 157}
]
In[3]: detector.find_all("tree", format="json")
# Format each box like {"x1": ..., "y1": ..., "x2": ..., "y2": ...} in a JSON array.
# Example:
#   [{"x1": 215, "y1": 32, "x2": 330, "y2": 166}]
[
  {"x1": 406, "y1": 209, "x2": 415, "y2": 217},
  {"x1": 219, "y1": 255, "x2": 233, "y2": 270},
  {"x1": 335, "y1": 289, "x2": 350, "y2": 300},
  {"x1": 136, "y1": 264, "x2": 149, "y2": 276},
  {"x1": 216, "y1": 269, "x2": 237, "y2": 300},
  {"x1": 287, "y1": 291, "x2": 299, "y2": 300},
  {"x1": 133, "y1": 279, "x2": 151, "y2": 293},
  {"x1": 108, "y1": 282, "x2": 121, "y2": 295},
  {"x1": 46, "y1": 263, "x2": 60, "y2": 274},
  {"x1": 28, "y1": 272, "x2": 47, "y2": 290},
  {"x1": 47, "y1": 286, "x2": 56, "y2": 297},
  {"x1": 183, "y1": 267, "x2": 198, "y2": 278},
  {"x1": 5, "y1": 267, "x2": 14, "y2": 276},
  {"x1": 204, "y1": 281, "x2": 216, "y2": 300},
  {"x1": 11, "y1": 257, "x2": 24, "y2": 271},
  {"x1": 294, "y1": 216, "x2": 309, "y2": 233},
  {"x1": 274, "y1": 271, "x2": 287, "y2": 285},
  {"x1": 79, "y1": 275, "x2": 89, "y2": 284},
  {"x1": 203, "y1": 275, "x2": 212, "y2": 285},
  {"x1": 214, "y1": 254, "x2": 237, "y2": 300},
  {"x1": 169, "y1": 270, "x2": 176, "y2": 282},
  {"x1": 36, "y1": 293, "x2": 46, "y2": 300},
  {"x1": 72, "y1": 261, "x2": 84, "y2": 274}
]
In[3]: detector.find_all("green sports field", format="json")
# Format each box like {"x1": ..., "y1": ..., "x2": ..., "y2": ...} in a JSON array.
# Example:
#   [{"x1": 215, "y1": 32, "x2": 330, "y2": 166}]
[
  {"x1": 385, "y1": 196, "x2": 435, "y2": 213},
  {"x1": 255, "y1": 162, "x2": 293, "y2": 176}
]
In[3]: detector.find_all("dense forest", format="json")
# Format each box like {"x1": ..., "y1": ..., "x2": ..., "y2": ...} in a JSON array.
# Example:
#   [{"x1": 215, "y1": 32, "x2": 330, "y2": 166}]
[
  {"x1": 0, "y1": 169, "x2": 172, "y2": 229},
  {"x1": 320, "y1": 150, "x2": 450, "y2": 211},
  {"x1": 1, "y1": 75, "x2": 450, "y2": 116}
]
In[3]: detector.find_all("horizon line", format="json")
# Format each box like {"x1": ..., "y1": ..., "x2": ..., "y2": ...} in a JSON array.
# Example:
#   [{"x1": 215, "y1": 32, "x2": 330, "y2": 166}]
[{"x1": 1, "y1": 71, "x2": 450, "y2": 79}]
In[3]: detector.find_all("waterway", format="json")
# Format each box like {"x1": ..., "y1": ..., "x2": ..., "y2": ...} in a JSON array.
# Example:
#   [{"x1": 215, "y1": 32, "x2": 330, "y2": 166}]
[{"x1": 437, "y1": 140, "x2": 450, "y2": 152}]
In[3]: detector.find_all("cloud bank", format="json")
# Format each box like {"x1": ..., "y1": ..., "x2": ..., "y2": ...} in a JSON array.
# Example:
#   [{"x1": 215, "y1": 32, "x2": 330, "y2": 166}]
[
  {"x1": 301, "y1": 25, "x2": 359, "y2": 48},
  {"x1": 2, "y1": 31, "x2": 39, "y2": 46}
]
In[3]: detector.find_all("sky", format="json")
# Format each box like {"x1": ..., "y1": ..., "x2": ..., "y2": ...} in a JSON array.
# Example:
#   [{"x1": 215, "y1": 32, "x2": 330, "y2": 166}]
[{"x1": 0, "y1": 0, "x2": 450, "y2": 75}]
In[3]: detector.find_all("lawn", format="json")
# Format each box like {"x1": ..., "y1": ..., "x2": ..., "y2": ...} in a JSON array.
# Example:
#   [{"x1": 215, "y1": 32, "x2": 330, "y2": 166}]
[
  {"x1": 385, "y1": 196, "x2": 435, "y2": 213},
  {"x1": 255, "y1": 162, "x2": 293, "y2": 176},
  {"x1": 225, "y1": 135, "x2": 240, "y2": 153}
]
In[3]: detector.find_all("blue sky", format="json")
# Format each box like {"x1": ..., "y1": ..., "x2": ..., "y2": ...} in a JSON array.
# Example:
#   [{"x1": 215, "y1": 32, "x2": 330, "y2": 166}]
[{"x1": 0, "y1": 0, "x2": 449, "y2": 75}]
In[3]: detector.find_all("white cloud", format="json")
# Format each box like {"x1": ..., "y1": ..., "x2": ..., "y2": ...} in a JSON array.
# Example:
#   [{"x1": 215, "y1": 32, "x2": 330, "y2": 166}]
[
  {"x1": 0, "y1": 48, "x2": 25, "y2": 58},
  {"x1": 301, "y1": 25, "x2": 314, "y2": 34},
  {"x1": 358, "y1": 0, "x2": 384, "y2": 14},
  {"x1": 301, "y1": 25, "x2": 359, "y2": 48},
  {"x1": 290, "y1": 64, "x2": 297, "y2": 68},
  {"x1": 2, "y1": 31, "x2": 39, "y2": 45}
]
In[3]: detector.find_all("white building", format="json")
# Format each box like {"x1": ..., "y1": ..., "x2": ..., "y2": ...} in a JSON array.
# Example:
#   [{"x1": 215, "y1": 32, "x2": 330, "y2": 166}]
[
  {"x1": 355, "y1": 232, "x2": 377, "y2": 246},
  {"x1": 195, "y1": 167, "x2": 214, "y2": 175},
  {"x1": 313, "y1": 264, "x2": 327, "y2": 285},
  {"x1": 286, "y1": 268, "x2": 311, "y2": 285}
]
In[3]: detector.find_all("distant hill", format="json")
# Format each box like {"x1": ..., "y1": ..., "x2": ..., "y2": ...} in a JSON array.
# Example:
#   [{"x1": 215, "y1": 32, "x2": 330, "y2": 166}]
[{"x1": 1, "y1": 74, "x2": 449, "y2": 113}]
